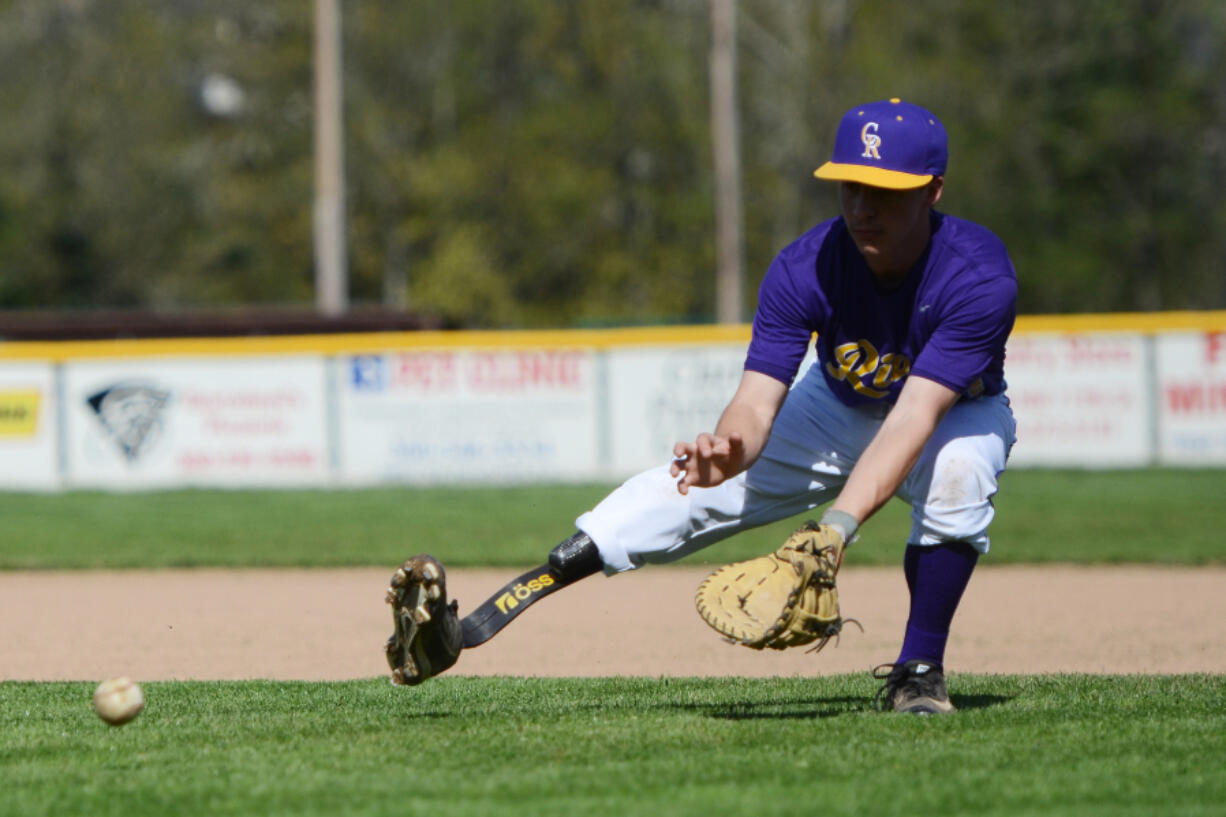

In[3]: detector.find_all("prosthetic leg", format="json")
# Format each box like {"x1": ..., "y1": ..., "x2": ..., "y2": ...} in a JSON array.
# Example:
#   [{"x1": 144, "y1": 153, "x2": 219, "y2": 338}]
[
  {"x1": 460, "y1": 532, "x2": 603, "y2": 646},
  {"x1": 384, "y1": 532, "x2": 603, "y2": 684}
]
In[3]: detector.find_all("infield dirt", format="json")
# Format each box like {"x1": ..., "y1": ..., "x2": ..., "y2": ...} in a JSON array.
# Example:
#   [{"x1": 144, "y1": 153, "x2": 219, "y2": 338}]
[{"x1": 4, "y1": 565, "x2": 1223, "y2": 681}]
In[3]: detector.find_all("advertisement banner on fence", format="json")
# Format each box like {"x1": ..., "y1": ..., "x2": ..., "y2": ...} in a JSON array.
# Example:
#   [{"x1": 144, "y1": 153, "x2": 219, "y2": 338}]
[
  {"x1": 63, "y1": 356, "x2": 328, "y2": 488},
  {"x1": 1155, "y1": 331, "x2": 1226, "y2": 464},
  {"x1": 605, "y1": 345, "x2": 746, "y2": 476},
  {"x1": 337, "y1": 349, "x2": 599, "y2": 483},
  {"x1": 1004, "y1": 333, "x2": 1152, "y2": 467},
  {"x1": 0, "y1": 362, "x2": 60, "y2": 491},
  {"x1": 603, "y1": 345, "x2": 821, "y2": 477}
]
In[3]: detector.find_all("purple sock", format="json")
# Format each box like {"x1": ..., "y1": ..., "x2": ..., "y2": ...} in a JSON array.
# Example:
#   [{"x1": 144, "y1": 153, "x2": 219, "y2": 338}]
[{"x1": 895, "y1": 542, "x2": 979, "y2": 668}]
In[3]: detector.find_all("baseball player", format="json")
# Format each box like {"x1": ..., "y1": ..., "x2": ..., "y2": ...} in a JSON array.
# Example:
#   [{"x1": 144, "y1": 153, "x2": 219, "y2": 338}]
[{"x1": 386, "y1": 98, "x2": 1017, "y2": 715}]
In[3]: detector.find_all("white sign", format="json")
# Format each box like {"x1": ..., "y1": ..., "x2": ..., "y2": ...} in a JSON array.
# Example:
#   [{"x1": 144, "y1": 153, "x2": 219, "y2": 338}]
[
  {"x1": 606, "y1": 345, "x2": 747, "y2": 476},
  {"x1": 605, "y1": 345, "x2": 820, "y2": 478},
  {"x1": 0, "y1": 362, "x2": 60, "y2": 491},
  {"x1": 1155, "y1": 331, "x2": 1226, "y2": 464},
  {"x1": 1004, "y1": 333, "x2": 1152, "y2": 467},
  {"x1": 64, "y1": 357, "x2": 328, "y2": 488},
  {"x1": 337, "y1": 349, "x2": 599, "y2": 483}
]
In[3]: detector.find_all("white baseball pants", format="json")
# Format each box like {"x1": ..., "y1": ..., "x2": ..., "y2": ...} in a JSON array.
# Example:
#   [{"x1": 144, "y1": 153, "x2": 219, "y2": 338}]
[{"x1": 576, "y1": 363, "x2": 1017, "y2": 574}]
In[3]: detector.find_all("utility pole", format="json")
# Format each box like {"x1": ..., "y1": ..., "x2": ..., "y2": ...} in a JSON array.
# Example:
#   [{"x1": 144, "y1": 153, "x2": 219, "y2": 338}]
[
  {"x1": 709, "y1": 0, "x2": 744, "y2": 324},
  {"x1": 314, "y1": 0, "x2": 348, "y2": 316}
]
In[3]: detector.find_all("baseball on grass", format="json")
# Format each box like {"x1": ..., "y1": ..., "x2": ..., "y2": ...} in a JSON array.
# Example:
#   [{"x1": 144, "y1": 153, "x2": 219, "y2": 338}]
[{"x1": 92, "y1": 677, "x2": 145, "y2": 726}]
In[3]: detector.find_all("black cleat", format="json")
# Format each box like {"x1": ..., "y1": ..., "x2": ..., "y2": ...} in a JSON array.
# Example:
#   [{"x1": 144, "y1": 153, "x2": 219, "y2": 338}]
[
  {"x1": 384, "y1": 555, "x2": 463, "y2": 686},
  {"x1": 873, "y1": 660, "x2": 956, "y2": 715}
]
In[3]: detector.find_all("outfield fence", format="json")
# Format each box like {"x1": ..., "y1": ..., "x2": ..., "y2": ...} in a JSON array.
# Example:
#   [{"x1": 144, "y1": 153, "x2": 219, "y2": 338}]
[{"x1": 1, "y1": 313, "x2": 1224, "y2": 491}]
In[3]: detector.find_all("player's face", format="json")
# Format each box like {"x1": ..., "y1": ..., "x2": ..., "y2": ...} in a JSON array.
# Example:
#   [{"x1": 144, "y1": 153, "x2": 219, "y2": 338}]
[{"x1": 839, "y1": 179, "x2": 943, "y2": 280}]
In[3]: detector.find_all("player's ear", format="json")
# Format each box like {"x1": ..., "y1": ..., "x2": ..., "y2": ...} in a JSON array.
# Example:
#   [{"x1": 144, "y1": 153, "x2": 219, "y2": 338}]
[{"x1": 926, "y1": 176, "x2": 944, "y2": 206}]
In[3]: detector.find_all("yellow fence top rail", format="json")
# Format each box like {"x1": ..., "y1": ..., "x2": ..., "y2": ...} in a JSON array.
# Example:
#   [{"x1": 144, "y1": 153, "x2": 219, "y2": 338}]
[
  {"x1": 1012, "y1": 311, "x2": 1226, "y2": 333},
  {"x1": 0, "y1": 324, "x2": 751, "y2": 361},
  {"x1": 1, "y1": 311, "x2": 1224, "y2": 361}
]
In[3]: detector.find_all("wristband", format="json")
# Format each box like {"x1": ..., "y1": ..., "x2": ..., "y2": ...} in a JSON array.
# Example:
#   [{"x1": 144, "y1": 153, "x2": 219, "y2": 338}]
[{"x1": 820, "y1": 508, "x2": 860, "y2": 544}]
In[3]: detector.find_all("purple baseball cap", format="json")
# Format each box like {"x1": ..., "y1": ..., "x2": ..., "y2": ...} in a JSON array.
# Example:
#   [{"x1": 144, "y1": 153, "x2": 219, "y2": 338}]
[{"x1": 814, "y1": 98, "x2": 948, "y2": 189}]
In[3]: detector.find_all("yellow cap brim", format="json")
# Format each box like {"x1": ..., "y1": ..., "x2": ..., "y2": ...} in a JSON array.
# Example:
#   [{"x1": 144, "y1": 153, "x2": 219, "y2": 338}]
[{"x1": 814, "y1": 162, "x2": 934, "y2": 190}]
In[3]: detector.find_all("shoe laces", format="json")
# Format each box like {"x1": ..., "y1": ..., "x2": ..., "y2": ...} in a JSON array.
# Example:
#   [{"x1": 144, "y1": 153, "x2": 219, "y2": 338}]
[{"x1": 871, "y1": 661, "x2": 945, "y2": 710}]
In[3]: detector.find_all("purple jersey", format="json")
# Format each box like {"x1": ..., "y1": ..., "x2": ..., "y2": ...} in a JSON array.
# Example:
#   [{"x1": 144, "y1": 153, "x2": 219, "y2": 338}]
[{"x1": 746, "y1": 212, "x2": 1017, "y2": 406}]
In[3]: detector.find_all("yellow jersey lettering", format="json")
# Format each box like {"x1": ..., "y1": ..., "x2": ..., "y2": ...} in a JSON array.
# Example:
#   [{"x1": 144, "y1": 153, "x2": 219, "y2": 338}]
[
  {"x1": 825, "y1": 343, "x2": 857, "y2": 383},
  {"x1": 826, "y1": 340, "x2": 911, "y2": 399}
]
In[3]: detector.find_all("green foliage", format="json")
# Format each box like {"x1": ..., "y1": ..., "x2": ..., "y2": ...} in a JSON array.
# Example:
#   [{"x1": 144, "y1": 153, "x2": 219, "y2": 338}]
[
  {"x1": 0, "y1": 1, "x2": 316, "y2": 309},
  {"x1": 349, "y1": 0, "x2": 716, "y2": 326},
  {"x1": 1, "y1": 1, "x2": 1225, "y2": 319},
  {"x1": 0, "y1": 469, "x2": 1221, "y2": 569},
  {"x1": 2, "y1": 675, "x2": 1224, "y2": 816}
]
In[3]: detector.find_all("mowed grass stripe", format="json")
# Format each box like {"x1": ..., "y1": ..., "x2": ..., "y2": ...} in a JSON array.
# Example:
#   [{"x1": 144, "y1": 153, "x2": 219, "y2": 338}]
[
  {"x1": 1, "y1": 676, "x2": 1223, "y2": 817},
  {"x1": 0, "y1": 468, "x2": 1222, "y2": 569}
]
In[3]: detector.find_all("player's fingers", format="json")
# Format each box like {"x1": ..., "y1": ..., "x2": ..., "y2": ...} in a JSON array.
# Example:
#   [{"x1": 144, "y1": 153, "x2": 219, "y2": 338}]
[
  {"x1": 675, "y1": 459, "x2": 701, "y2": 493},
  {"x1": 696, "y1": 434, "x2": 713, "y2": 459},
  {"x1": 725, "y1": 432, "x2": 744, "y2": 460},
  {"x1": 680, "y1": 462, "x2": 725, "y2": 491},
  {"x1": 671, "y1": 441, "x2": 696, "y2": 476},
  {"x1": 701, "y1": 433, "x2": 733, "y2": 461}
]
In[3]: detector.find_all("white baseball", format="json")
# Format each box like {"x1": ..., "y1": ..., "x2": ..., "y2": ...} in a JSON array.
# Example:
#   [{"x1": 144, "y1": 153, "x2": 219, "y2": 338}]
[{"x1": 92, "y1": 677, "x2": 145, "y2": 726}]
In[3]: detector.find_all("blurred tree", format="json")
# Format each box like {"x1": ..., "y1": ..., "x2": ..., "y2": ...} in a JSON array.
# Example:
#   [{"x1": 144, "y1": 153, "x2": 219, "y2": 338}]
[
  {"x1": 819, "y1": 0, "x2": 1226, "y2": 313},
  {"x1": 348, "y1": 0, "x2": 715, "y2": 327},
  {"x1": 0, "y1": 0, "x2": 315, "y2": 309},
  {"x1": 0, "y1": 0, "x2": 1223, "y2": 322}
]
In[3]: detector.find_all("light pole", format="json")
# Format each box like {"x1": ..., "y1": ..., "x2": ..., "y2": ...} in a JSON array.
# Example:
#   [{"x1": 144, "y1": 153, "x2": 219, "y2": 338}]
[
  {"x1": 314, "y1": 0, "x2": 348, "y2": 316},
  {"x1": 710, "y1": 0, "x2": 744, "y2": 325}
]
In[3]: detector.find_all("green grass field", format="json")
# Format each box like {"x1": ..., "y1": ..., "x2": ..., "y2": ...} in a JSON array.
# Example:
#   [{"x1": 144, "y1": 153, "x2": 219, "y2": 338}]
[
  {"x1": 3, "y1": 676, "x2": 1224, "y2": 817},
  {"x1": 2, "y1": 469, "x2": 1223, "y2": 816},
  {"x1": 1, "y1": 468, "x2": 1223, "y2": 569}
]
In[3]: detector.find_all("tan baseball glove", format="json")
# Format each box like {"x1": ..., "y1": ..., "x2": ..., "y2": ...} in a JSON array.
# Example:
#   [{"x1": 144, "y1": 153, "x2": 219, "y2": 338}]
[{"x1": 695, "y1": 520, "x2": 854, "y2": 652}]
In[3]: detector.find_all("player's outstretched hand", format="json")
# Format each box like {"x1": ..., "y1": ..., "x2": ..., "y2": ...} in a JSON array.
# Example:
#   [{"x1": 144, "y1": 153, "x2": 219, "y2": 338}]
[{"x1": 670, "y1": 432, "x2": 745, "y2": 494}]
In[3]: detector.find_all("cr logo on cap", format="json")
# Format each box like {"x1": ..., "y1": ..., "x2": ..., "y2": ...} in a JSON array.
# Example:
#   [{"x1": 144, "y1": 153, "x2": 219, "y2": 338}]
[{"x1": 860, "y1": 122, "x2": 881, "y2": 160}]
